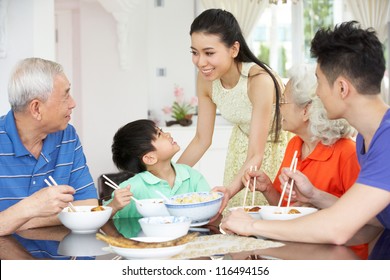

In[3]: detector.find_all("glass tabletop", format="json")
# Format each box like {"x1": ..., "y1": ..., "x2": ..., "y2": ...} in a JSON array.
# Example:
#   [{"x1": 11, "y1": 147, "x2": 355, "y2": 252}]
[{"x1": 0, "y1": 217, "x2": 388, "y2": 260}]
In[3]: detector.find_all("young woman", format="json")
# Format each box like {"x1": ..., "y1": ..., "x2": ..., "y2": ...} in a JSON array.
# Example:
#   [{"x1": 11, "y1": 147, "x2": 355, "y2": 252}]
[{"x1": 178, "y1": 9, "x2": 289, "y2": 209}]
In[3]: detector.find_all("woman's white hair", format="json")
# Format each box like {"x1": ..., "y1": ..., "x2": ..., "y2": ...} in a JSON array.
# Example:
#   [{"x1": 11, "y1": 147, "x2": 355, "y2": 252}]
[
  {"x1": 8, "y1": 57, "x2": 64, "y2": 112},
  {"x1": 288, "y1": 63, "x2": 355, "y2": 145}
]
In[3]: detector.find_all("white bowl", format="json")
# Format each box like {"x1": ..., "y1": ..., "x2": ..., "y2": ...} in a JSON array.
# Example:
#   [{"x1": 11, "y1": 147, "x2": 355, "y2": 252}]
[
  {"x1": 136, "y1": 198, "x2": 170, "y2": 217},
  {"x1": 139, "y1": 216, "x2": 191, "y2": 238},
  {"x1": 229, "y1": 205, "x2": 262, "y2": 219},
  {"x1": 58, "y1": 232, "x2": 109, "y2": 257},
  {"x1": 164, "y1": 192, "x2": 223, "y2": 225},
  {"x1": 58, "y1": 205, "x2": 112, "y2": 234},
  {"x1": 259, "y1": 205, "x2": 318, "y2": 221}
]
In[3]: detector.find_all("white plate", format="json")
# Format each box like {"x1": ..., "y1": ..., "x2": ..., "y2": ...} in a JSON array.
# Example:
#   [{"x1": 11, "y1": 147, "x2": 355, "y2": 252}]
[
  {"x1": 109, "y1": 237, "x2": 187, "y2": 259},
  {"x1": 190, "y1": 219, "x2": 210, "y2": 227}
]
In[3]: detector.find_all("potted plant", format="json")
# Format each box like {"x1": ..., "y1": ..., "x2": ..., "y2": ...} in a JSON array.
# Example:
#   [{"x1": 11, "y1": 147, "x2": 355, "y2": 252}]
[{"x1": 162, "y1": 85, "x2": 197, "y2": 126}]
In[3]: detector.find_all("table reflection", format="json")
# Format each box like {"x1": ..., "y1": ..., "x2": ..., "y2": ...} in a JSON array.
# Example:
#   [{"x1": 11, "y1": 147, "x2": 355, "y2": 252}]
[{"x1": 0, "y1": 217, "x2": 388, "y2": 260}]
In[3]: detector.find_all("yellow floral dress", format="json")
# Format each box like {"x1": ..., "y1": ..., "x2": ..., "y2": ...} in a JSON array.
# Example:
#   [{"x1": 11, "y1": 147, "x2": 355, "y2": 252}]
[{"x1": 212, "y1": 62, "x2": 290, "y2": 209}]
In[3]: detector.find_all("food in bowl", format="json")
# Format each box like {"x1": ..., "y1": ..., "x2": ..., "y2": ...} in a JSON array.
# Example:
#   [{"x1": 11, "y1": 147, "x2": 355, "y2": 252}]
[
  {"x1": 164, "y1": 192, "x2": 224, "y2": 225},
  {"x1": 138, "y1": 216, "x2": 191, "y2": 238},
  {"x1": 91, "y1": 205, "x2": 105, "y2": 212},
  {"x1": 229, "y1": 205, "x2": 262, "y2": 219},
  {"x1": 136, "y1": 198, "x2": 170, "y2": 217},
  {"x1": 172, "y1": 192, "x2": 221, "y2": 204},
  {"x1": 273, "y1": 208, "x2": 301, "y2": 214},
  {"x1": 58, "y1": 205, "x2": 112, "y2": 234},
  {"x1": 245, "y1": 206, "x2": 261, "y2": 212},
  {"x1": 259, "y1": 205, "x2": 318, "y2": 221}
]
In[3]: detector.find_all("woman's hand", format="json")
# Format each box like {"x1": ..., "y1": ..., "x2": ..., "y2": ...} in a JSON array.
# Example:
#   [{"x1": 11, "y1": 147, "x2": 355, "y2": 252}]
[
  {"x1": 242, "y1": 168, "x2": 272, "y2": 193},
  {"x1": 211, "y1": 186, "x2": 231, "y2": 215},
  {"x1": 279, "y1": 168, "x2": 315, "y2": 204}
]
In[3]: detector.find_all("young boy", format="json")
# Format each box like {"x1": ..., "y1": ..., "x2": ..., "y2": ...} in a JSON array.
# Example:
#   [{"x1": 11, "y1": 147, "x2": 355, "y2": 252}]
[{"x1": 105, "y1": 119, "x2": 210, "y2": 218}]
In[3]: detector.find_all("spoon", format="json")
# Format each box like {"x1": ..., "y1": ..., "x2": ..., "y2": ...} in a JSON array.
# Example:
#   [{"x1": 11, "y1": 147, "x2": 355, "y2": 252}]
[
  {"x1": 154, "y1": 190, "x2": 170, "y2": 202},
  {"x1": 131, "y1": 196, "x2": 143, "y2": 206}
]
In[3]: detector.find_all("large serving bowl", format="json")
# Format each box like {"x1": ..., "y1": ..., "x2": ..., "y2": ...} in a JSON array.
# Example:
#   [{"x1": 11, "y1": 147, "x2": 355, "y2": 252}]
[
  {"x1": 58, "y1": 205, "x2": 112, "y2": 234},
  {"x1": 138, "y1": 216, "x2": 191, "y2": 238},
  {"x1": 229, "y1": 205, "x2": 262, "y2": 219},
  {"x1": 136, "y1": 198, "x2": 170, "y2": 217},
  {"x1": 259, "y1": 205, "x2": 318, "y2": 221},
  {"x1": 164, "y1": 192, "x2": 223, "y2": 225}
]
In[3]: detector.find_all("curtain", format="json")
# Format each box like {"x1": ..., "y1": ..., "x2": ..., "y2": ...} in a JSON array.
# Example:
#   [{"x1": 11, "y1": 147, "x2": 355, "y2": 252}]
[
  {"x1": 345, "y1": 0, "x2": 389, "y2": 42},
  {"x1": 346, "y1": 0, "x2": 390, "y2": 103},
  {"x1": 200, "y1": 0, "x2": 269, "y2": 39}
]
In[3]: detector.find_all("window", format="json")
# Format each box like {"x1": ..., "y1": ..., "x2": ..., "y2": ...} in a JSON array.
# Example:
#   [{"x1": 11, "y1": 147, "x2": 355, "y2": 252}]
[{"x1": 248, "y1": 0, "x2": 335, "y2": 78}]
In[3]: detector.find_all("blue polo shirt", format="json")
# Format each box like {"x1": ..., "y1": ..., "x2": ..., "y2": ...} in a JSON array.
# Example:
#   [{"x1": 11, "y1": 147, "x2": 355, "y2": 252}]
[
  {"x1": 106, "y1": 163, "x2": 210, "y2": 218},
  {"x1": 0, "y1": 110, "x2": 97, "y2": 211}
]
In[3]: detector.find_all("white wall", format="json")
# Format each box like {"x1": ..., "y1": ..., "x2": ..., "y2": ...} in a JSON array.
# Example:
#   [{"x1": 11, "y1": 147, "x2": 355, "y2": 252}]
[{"x1": 0, "y1": 0, "x2": 55, "y2": 114}]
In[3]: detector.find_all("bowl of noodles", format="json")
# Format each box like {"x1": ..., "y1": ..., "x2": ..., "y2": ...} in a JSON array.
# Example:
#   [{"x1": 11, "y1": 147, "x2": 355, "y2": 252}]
[
  {"x1": 259, "y1": 205, "x2": 318, "y2": 221},
  {"x1": 58, "y1": 205, "x2": 112, "y2": 234},
  {"x1": 164, "y1": 192, "x2": 223, "y2": 227}
]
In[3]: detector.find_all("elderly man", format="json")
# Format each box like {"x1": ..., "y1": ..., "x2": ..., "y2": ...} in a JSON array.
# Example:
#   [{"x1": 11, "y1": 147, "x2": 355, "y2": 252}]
[{"x1": 0, "y1": 58, "x2": 98, "y2": 236}]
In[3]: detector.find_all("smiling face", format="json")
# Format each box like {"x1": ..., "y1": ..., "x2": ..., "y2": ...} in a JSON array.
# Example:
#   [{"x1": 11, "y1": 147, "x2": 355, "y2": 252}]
[
  {"x1": 151, "y1": 128, "x2": 180, "y2": 161},
  {"x1": 190, "y1": 32, "x2": 237, "y2": 81},
  {"x1": 40, "y1": 74, "x2": 76, "y2": 133}
]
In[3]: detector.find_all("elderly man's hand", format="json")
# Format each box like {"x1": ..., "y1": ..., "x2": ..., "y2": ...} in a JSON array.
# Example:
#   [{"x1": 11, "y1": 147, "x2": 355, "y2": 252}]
[{"x1": 27, "y1": 186, "x2": 75, "y2": 217}]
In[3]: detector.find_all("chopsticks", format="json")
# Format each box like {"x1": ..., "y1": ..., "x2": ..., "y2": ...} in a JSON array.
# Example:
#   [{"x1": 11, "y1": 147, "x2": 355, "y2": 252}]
[
  {"x1": 243, "y1": 166, "x2": 258, "y2": 208},
  {"x1": 286, "y1": 158, "x2": 298, "y2": 208},
  {"x1": 44, "y1": 176, "x2": 77, "y2": 212},
  {"x1": 277, "y1": 150, "x2": 298, "y2": 208},
  {"x1": 102, "y1": 175, "x2": 142, "y2": 206},
  {"x1": 251, "y1": 166, "x2": 257, "y2": 206}
]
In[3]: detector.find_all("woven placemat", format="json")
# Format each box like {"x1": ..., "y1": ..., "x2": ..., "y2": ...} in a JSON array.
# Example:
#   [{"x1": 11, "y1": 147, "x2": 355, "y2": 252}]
[{"x1": 172, "y1": 234, "x2": 284, "y2": 259}]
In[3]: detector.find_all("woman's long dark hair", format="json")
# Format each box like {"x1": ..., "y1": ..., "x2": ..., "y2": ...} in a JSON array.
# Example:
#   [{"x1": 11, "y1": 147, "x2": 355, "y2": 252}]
[
  {"x1": 190, "y1": 8, "x2": 282, "y2": 142},
  {"x1": 112, "y1": 119, "x2": 158, "y2": 174}
]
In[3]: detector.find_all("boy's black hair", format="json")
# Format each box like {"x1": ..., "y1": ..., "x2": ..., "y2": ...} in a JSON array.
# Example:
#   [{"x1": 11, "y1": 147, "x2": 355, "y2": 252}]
[{"x1": 112, "y1": 119, "x2": 158, "y2": 173}]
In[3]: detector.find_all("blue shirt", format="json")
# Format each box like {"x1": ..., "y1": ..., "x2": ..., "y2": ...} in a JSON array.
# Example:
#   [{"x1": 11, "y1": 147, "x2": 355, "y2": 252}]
[
  {"x1": 356, "y1": 109, "x2": 390, "y2": 229},
  {"x1": 0, "y1": 110, "x2": 97, "y2": 211},
  {"x1": 106, "y1": 163, "x2": 210, "y2": 218}
]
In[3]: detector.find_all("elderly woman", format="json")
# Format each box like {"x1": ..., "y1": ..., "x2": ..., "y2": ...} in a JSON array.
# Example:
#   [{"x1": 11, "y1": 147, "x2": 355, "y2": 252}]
[{"x1": 242, "y1": 63, "x2": 359, "y2": 208}]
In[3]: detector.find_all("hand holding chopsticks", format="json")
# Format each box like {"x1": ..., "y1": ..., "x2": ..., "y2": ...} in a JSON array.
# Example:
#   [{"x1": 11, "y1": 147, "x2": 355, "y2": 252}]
[
  {"x1": 243, "y1": 165, "x2": 258, "y2": 208},
  {"x1": 102, "y1": 175, "x2": 142, "y2": 206},
  {"x1": 286, "y1": 158, "x2": 298, "y2": 208},
  {"x1": 277, "y1": 150, "x2": 298, "y2": 208},
  {"x1": 45, "y1": 176, "x2": 77, "y2": 212}
]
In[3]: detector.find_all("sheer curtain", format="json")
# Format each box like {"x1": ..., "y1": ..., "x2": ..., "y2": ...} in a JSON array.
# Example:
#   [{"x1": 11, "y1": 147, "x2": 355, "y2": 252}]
[
  {"x1": 345, "y1": 0, "x2": 390, "y2": 103},
  {"x1": 200, "y1": 0, "x2": 269, "y2": 39},
  {"x1": 345, "y1": 0, "x2": 389, "y2": 42}
]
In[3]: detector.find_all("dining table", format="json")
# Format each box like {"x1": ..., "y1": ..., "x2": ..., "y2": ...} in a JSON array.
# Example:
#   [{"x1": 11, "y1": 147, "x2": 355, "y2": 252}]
[{"x1": 0, "y1": 214, "x2": 389, "y2": 260}]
